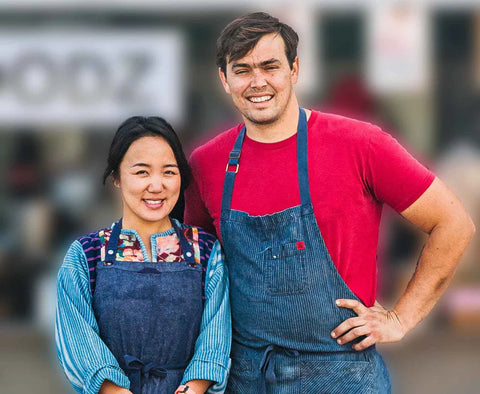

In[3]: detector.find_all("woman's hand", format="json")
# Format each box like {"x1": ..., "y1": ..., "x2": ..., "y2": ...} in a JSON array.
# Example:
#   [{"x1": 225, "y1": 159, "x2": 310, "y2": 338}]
[
  {"x1": 99, "y1": 380, "x2": 133, "y2": 394},
  {"x1": 175, "y1": 379, "x2": 213, "y2": 394},
  {"x1": 174, "y1": 384, "x2": 197, "y2": 394}
]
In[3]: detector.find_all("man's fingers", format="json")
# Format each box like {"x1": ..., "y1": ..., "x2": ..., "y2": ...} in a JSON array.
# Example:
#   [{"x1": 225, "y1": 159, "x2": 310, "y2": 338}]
[
  {"x1": 331, "y1": 317, "x2": 366, "y2": 338},
  {"x1": 352, "y1": 335, "x2": 376, "y2": 351},
  {"x1": 335, "y1": 326, "x2": 370, "y2": 345},
  {"x1": 335, "y1": 298, "x2": 368, "y2": 315}
]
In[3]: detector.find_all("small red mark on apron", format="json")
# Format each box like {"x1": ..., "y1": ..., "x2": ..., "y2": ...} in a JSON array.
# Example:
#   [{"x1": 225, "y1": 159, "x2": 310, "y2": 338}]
[{"x1": 296, "y1": 241, "x2": 305, "y2": 250}]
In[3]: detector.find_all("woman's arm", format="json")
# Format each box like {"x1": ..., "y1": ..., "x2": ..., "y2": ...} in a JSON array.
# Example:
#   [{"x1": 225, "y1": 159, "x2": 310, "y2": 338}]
[
  {"x1": 56, "y1": 240, "x2": 131, "y2": 394},
  {"x1": 178, "y1": 240, "x2": 231, "y2": 393},
  {"x1": 99, "y1": 380, "x2": 133, "y2": 393}
]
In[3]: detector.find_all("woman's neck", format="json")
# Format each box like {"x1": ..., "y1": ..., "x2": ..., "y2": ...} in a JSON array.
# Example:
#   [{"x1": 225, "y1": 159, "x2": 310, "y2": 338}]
[{"x1": 121, "y1": 216, "x2": 173, "y2": 261}]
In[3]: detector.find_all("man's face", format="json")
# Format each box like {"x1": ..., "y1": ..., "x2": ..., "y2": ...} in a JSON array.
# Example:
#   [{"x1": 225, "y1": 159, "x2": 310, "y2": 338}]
[{"x1": 219, "y1": 33, "x2": 298, "y2": 126}]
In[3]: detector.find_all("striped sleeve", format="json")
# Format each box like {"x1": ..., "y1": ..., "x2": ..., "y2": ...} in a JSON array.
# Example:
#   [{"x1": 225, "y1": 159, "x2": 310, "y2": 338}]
[
  {"x1": 181, "y1": 240, "x2": 231, "y2": 393},
  {"x1": 55, "y1": 240, "x2": 130, "y2": 394}
]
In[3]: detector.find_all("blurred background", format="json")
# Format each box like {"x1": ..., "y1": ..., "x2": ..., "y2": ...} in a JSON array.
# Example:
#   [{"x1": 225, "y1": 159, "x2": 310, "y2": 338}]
[{"x1": 0, "y1": 1, "x2": 479, "y2": 393}]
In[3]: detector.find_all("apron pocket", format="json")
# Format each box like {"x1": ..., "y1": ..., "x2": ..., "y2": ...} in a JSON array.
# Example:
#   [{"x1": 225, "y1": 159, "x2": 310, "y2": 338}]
[
  {"x1": 264, "y1": 242, "x2": 308, "y2": 295},
  {"x1": 301, "y1": 359, "x2": 375, "y2": 394}
]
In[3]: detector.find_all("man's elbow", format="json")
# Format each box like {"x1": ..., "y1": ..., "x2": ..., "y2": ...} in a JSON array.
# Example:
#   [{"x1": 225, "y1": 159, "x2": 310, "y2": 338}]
[
  {"x1": 449, "y1": 209, "x2": 476, "y2": 248},
  {"x1": 459, "y1": 211, "x2": 475, "y2": 240}
]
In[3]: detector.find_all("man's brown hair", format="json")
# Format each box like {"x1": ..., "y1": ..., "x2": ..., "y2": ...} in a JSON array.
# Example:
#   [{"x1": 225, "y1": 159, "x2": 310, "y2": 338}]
[{"x1": 216, "y1": 12, "x2": 299, "y2": 75}]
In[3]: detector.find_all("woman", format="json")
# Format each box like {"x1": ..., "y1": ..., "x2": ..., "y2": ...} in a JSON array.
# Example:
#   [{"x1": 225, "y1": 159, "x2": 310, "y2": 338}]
[{"x1": 55, "y1": 116, "x2": 231, "y2": 394}]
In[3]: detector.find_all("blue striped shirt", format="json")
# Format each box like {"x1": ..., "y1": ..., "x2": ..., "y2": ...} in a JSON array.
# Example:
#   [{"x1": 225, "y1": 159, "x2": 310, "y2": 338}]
[{"x1": 55, "y1": 222, "x2": 231, "y2": 394}]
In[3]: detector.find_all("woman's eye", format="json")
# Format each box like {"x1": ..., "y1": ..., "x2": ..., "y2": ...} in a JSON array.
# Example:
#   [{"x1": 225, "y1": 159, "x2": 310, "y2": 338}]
[
  {"x1": 135, "y1": 170, "x2": 148, "y2": 175},
  {"x1": 165, "y1": 170, "x2": 178, "y2": 176}
]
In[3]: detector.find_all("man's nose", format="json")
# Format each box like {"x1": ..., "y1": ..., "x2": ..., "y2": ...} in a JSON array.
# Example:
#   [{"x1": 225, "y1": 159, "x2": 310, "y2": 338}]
[{"x1": 250, "y1": 69, "x2": 267, "y2": 88}]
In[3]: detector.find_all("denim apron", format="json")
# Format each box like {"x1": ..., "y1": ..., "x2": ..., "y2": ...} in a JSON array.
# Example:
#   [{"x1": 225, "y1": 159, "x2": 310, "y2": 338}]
[
  {"x1": 92, "y1": 219, "x2": 203, "y2": 394},
  {"x1": 221, "y1": 108, "x2": 391, "y2": 393}
]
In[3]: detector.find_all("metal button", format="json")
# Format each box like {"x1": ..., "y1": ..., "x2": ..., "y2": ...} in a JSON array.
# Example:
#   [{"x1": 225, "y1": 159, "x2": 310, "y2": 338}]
[
  {"x1": 186, "y1": 252, "x2": 192, "y2": 257},
  {"x1": 107, "y1": 250, "x2": 114, "y2": 255},
  {"x1": 273, "y1": 255, "x2": 277, "y2": 259}
]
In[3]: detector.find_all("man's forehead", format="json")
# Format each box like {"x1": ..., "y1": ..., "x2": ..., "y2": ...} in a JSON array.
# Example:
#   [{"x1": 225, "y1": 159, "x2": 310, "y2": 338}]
[{"x1": 226, "y1": 34, "x2": 287, "y2": 67}]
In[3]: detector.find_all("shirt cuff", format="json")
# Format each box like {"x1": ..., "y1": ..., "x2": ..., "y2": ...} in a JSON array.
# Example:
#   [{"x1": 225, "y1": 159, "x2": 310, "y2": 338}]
[
  {"x1": 181, "y1": 359, "x2": 228, "y2": 386},
  {"x1": 84, "y1": 365, "x2": 130, "y2": 394}
]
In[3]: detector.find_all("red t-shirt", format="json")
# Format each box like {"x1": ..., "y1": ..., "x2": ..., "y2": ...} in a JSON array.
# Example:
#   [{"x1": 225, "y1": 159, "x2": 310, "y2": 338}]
[{"x1": 184, "y1": 110, "x2": 435, "y2": 306}]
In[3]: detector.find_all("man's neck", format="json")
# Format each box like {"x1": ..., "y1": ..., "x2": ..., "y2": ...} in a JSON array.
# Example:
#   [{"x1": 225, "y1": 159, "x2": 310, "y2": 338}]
[{"x1": 244, "y1": 104, "x2": 311, "y2": 143}]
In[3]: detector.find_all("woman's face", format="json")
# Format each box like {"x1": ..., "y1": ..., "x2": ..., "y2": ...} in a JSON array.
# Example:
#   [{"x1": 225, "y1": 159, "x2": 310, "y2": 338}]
[{"x1": 115, "y1": 136, "x2": 181, "y2": 232}]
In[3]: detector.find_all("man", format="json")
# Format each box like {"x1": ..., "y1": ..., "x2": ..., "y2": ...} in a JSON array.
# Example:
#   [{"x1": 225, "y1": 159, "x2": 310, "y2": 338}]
[{"x1": 184, "y1": 12, "x2": 474, "y2": 393}]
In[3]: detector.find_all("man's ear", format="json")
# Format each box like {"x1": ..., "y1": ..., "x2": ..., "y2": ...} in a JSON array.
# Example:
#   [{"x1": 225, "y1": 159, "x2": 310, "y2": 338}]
[
  {"x1": 291, "y1": 56, "x2": 299, "y2": 84},
  {"x1": 113, "y1": 178, "x2": 120, "y2": 188},
  {"x1": 218, "y1": 67, "x2": 232, "y2": 95}
]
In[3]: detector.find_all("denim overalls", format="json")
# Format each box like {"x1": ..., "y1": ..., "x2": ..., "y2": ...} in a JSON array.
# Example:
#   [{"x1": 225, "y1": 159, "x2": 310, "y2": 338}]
[
  {"x1": 221, "y1": 108, "x2": 391, "y2": 393},
  {"x1": 92, "y1": 219, "x2": 203, "y2": 394}
]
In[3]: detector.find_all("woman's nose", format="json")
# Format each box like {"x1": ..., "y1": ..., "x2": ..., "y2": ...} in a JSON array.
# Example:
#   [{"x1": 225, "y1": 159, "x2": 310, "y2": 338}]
[{"x1": 147, "y1": 176, "x2": 164, "y2": 192}]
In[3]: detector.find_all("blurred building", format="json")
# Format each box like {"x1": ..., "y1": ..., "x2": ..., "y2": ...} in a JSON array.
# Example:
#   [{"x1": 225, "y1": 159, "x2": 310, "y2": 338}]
[{"x1": 0, "y1": 1, "x2": 479, "y2": 393}]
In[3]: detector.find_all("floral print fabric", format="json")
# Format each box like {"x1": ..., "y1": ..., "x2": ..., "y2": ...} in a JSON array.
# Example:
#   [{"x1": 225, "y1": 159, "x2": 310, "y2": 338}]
[{"x1": 99, "y1": 227, "x2": 200, "y2": 263}]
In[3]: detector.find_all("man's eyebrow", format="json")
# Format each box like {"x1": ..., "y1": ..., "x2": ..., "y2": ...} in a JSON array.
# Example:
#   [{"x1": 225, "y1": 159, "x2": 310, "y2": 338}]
[
  {"x1": 231, "y1": 58, "x2": 280, "y2": 70},
  {"x1": 231, "y1": 62, "x2": 251, "y2": 70},
  {"x1": 259, "y1": 59, "x2": 280, "y2": 66}
]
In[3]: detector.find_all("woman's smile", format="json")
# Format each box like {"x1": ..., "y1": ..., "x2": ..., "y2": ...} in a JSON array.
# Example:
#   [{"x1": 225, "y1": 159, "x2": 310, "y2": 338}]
[{"x1": 116, "y1": 136, "x2": 181, "y2": 234}]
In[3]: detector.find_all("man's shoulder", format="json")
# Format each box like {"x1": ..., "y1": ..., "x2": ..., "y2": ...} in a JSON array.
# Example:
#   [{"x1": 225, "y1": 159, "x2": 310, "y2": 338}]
[
  {"x1": 309, "y1": 109, "x2": 383, "y2": 143},
  {"x1": 190, "y1": 124, "x2": 242, "y2": 165}
]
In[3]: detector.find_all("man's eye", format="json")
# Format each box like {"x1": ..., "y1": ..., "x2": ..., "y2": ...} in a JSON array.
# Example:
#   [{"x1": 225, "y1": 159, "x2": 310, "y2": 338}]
[
  {"x1": 235, "y1": 70, "x2": 247, "y2": 75},
  {"x1": 265, "y1": 66, "x2": 278, "y2": 71}
]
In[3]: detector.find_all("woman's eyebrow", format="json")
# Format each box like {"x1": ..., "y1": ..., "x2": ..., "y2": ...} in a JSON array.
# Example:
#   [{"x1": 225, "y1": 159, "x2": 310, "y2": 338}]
[{"x1": 131, "y1": 163, "x2": 150, "y2": 168}]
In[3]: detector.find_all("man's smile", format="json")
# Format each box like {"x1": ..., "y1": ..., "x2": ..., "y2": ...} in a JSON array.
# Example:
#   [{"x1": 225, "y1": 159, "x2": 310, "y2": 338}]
[{"x1": 247, "y1": 95, "x2": 273, "y2": 103}]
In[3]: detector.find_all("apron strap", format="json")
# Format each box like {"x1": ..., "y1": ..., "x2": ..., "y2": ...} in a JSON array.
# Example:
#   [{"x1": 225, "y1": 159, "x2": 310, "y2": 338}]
[
  {"x1": 220, "y1": 107, "x2": 311, "y2": 212},
  {"x1": 296, "y1": 108, "x2": 312, "y2": 206},
  {"x1": 105, "y1": 219, "x2": 122, "y2": 264},
  {"x1": 172, "y1": 219, "x2": 197, "y2": 266},
  {"x1": 221, "y1": 125, "x2": 246, "y2": 213}
]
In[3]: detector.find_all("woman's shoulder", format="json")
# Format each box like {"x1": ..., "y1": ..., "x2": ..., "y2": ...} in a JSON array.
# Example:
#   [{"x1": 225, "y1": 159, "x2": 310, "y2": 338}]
[
  {"x1": 65, "y1": 226, "x2": 110, "y2": 262},
  {"x1": 176, "y1": 221, "x2": 217, "y2": 242},
  {"x1": 76, "y1": 222, "x2": 116, "y2": 242},
  {"x1": 176, "y1": 221, "x2": 219, "y2": 259}
]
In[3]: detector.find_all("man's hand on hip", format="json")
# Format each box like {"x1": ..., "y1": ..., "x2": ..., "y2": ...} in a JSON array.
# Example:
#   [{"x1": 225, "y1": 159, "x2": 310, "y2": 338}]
[{"x1": 331, "y1": 299, "x2": 405, "y2": 351}]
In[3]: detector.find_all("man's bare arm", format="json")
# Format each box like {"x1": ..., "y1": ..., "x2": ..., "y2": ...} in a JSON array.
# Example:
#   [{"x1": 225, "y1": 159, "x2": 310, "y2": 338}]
[{"x1": 331, "y1": 177, "x2": 475, "y2": 350}]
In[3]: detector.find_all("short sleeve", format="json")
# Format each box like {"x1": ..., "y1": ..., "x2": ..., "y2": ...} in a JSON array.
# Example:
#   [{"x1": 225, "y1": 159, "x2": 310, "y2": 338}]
[
  {"x1": 366, "y1": 127, "x2": 435, "y2": 212},
  {"x1": 184, "y1": 150, "x2": 217, "y2": 236}
]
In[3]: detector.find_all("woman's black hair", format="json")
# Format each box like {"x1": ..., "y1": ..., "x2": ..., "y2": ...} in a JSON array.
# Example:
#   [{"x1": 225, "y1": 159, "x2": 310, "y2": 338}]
[{"x1": 103, "y1": 116, "x2": 191, "y2": 221}]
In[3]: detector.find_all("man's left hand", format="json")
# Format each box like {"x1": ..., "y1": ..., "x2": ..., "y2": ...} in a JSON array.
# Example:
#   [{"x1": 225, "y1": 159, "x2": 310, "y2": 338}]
[{"x1": 331, "y1": 299, "x2": 406, "y2": 351}]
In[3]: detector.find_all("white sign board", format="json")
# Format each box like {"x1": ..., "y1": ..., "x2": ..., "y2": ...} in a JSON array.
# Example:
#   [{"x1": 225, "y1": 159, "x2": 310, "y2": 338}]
[
  {"x1": 366, "y1": 4, "x2": 431, "y2": 95},
  {"x1": 0, "y1": 29, "x2": 185, "y2": 127}
]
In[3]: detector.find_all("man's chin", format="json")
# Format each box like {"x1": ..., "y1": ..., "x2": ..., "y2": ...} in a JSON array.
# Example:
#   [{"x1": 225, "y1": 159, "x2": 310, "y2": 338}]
[{"x1": 244, "y1": 111, "x2": 278, "y2": 125}]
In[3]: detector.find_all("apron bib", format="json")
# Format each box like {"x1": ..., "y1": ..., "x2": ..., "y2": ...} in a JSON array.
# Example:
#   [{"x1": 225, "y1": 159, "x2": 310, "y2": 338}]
[
  {"x1": 92, "y1": 219, "x2": 203, "y2": 394},
  {"x1": 220, "y1": 108, "x2": 390, "y2": 393}
]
